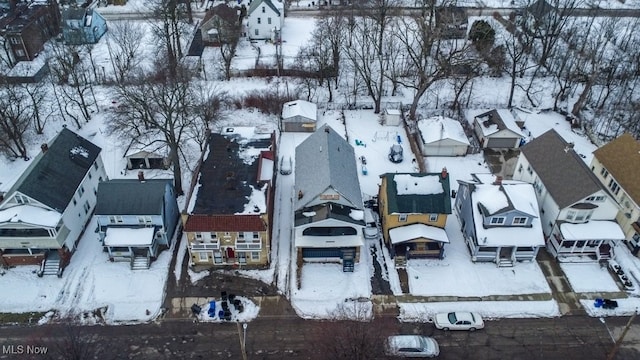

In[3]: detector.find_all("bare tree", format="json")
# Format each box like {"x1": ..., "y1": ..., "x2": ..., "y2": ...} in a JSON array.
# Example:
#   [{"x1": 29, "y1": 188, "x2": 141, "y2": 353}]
[
  {"x1": 211, "y1": 12, "x2": 242, "y2": 80},
  {"x1": 190, "y1": 84, "x2": 229, "y2": 151},
  {"x1": 392, "y1": 0, "x2": 475, "y2": 119},
  {"x1": 498, "y1": 14, "x2": 531, "y2": 108},
  {"x1": 44, "y1": 323, "x2": 100, "y2": 360},
  {"x1": 48, "y1": 42, "x2": 97, "y2": 127},
  {"x1": 0, "y1": 83, "x2": 32, "y2": 160},
  {"x1": 108, "y1": 67, "x2": 196, "y2": 195},
  {"x1": 312, "y1": 301, "x2": 392, "y2": 360},
  {"x1": 106, "y1": 20, "x2": 147, "y2": 84},
  {"x1": 149, "y1": 0, "x2": 189, "y2": 80}
]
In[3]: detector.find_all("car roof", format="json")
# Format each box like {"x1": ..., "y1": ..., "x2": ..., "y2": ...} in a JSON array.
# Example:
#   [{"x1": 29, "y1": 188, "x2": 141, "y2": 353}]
[
  {"x1": 454, "y1": 312, "x2": 476, "y2": 322},
  {"x1": 388, "y1": 335, "x2": 424, "y2": 349}
]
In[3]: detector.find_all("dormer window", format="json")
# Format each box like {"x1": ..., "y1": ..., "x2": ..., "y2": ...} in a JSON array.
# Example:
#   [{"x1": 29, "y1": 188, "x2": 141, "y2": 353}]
[
  {"x1": 490, "y1": 217, "x2": 505, "y2": 225},
  {"x1": 14, "y1": 194, "x2": 29, "y2": 204},
  {"x1": 398, "y1": 214, "x2": 407, "y2": 222},
  {"x1": 512, "y1": 217, "x2": 527, "y2": 225},
  {"x1": 429, "y1": 214, "x2": 438, "y2": 222}
]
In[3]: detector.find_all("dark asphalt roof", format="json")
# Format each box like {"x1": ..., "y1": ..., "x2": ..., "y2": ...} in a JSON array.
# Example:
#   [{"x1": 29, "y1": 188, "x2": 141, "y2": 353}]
[
  {"x1": 15, "y1": 128, "x2": 101, "y2": 212},
  {"x1": 95, "y1": 179, "x2": 173, "y2": 216},
  {"x1": 192, "y1": 133, "x2": 271, "y2": 215},
  {"x1": 519, "y1": 129, "x2": 602, "y2": 208}
]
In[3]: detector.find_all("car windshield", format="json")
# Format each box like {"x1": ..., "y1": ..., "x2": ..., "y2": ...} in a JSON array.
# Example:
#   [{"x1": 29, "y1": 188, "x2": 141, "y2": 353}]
[{"x1": 448, "y1": 312, "x2": 457, "y2": 323}]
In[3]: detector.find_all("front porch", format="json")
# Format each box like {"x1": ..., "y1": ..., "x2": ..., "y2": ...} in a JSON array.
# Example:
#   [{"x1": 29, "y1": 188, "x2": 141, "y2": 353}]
[
  {"x1": 103, "y1": 227, "x2": 158, "y2": 269},
  {"x1": 388, "y1": 224, "x2": 449, "y2": 268},
  {"x1": 547, "y1": 221, "x2": 624, "y2": 262},
  {"x1": 465, "y1": 235, "x2": 540, "y2": 267}
]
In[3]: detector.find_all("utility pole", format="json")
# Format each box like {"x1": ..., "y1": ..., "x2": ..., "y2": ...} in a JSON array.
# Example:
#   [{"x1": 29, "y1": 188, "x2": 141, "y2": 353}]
[
  {"x1": 607, "y1": 310, "x2": 638, "y2": 360},
  {"x1": 237, "y1": 321, "x2": 248, "y2": 360}
]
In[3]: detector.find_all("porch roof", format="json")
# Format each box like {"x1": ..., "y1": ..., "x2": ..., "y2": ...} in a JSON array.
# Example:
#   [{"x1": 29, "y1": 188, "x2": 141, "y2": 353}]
[
  {"x1": 0, "y1": 205, "x2": 61, "y2": 228},
  {"x1": 294, "y1": 229, "x2": 364, "y2": 248},
  {"x1": 559, "y1": 221, "x2": 625, "y2": 241},
  {"x1": 389, "y1": 224, "x2": 449, "y2": 245},
  {"x1": 104, "y1": 227, "x2": 154, "y2": 247}
]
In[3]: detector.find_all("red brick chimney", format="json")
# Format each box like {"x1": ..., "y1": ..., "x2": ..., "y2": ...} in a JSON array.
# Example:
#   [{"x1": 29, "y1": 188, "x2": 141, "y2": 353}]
[
  {"x1": 441, "y1": 167, "x2": 448, "y2": 179},
  {"x1": 494, "y1": 176, "x2": 503, "y2": 185},
  {"x1": 138, "y1": 171, "x2": 145, "y2": 182},
  {"x1": 41, "y1": 143, "x2": 48, "y2": 153}
]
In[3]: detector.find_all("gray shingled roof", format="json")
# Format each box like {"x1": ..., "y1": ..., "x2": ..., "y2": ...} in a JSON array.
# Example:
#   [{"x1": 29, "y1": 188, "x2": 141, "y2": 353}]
[
  {"x1": 95, "y1": 179, "x2": 172, "y2": 216},
  {"x1": 13, "y1": 128, "x2": 101, "y2": 212},
  {"x1": 519, "y1": 129, "x2": 602, "y2": 208},
  {"x1": 295, "y1": 125, "x2": 363, "y2": 211}
]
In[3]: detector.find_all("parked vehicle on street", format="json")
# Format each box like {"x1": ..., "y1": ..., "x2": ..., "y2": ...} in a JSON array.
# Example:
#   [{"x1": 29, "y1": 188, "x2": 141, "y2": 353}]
[
  {"x1": 433, "y1": 311, "x2": 484, "y2": 331},
  {"x1": 385, "y1": 335, "x2": 439, "y2": 357}
]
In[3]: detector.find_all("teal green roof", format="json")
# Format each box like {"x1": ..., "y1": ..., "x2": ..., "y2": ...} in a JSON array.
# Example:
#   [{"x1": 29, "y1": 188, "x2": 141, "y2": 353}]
[{"x1": 382, "y1": 172, "x2": 451, "y2": 215}]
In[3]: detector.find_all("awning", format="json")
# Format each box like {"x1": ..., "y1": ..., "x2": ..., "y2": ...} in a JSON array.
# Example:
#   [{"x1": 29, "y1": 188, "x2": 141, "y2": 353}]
[
  {"x1": 104, "y1": 227, "x2": 155, "y2": 247},
  {"x1": 389, "y1": 224, "x2": 449, "y2": 245}
]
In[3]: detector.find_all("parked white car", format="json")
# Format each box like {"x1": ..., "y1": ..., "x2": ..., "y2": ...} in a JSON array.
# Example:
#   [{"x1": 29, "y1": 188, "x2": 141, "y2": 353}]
[
  {"x1": 363, "y1": 208, "x2": 379, "y2": 240},
  {"x1": 433, "y1": 311, "x2": 484, "y2": 331},
  {"x1": 385, "y1": 335, "x2": 439, "y2": 358}
]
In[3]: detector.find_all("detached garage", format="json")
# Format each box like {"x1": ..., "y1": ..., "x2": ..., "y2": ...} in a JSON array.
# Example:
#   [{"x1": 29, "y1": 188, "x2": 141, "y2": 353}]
[
  {"x1": 417, "y1": 116, "x2": 470, "y2": 156},
  {"x1": 473, "y1": 109, "x2": 524, "y2": 149},
  {"x1": 281, "y1": 100, "x2": 317, "y2": 132}
]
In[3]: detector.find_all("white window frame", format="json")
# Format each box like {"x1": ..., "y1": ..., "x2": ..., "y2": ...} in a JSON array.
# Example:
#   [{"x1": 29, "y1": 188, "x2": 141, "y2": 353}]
[
  {"x1": 251, "y1": 251, "x2": 260, "y2": 261},
  {"x1": 398, "y1": 214, "x2": 407, "y2": 222},
  {"x1": 490, "y1": 217, "x2": 505, "y2": 225},
  {"x1": 198, "y1": 252, "x2": 208, "y2": 262},
  {"x1": 429, "y1": 214, "x2": 438, "y2": 222},
  {"x1": 512, "y1": 217, "x2": 527, "y2": 225}
]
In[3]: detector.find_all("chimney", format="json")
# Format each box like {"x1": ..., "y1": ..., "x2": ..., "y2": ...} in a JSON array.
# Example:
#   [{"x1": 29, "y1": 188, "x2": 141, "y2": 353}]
[
  {"x1": 138, "y1": 171, "x2": 145, "y2": 182},
  {"x1": 41, "y1": 143, "x2": 49, "y2": 153},
  {"x1": 564, "y1": 142, "x2": 575, "y2": 153},
  {"x1": 494, "y1": 176, "x2": 503, "y2": 185},
  {"x1": 298, "y1": 190, "x2": 303, "y2": 200},
  {"x1": 441, "y1": 167, "x2": 448, "y2": 179}
]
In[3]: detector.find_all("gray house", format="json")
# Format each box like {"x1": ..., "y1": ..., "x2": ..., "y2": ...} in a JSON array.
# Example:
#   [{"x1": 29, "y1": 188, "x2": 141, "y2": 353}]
[
  {"x1": 513, "y1": 129, "x2": 624, "y2": 262},
  {"x1": 473, "y1": 109, "x2": 524, "y2": 149},
  {"x1": 455, "y1": 174, "x2": 545, "y2": 267},
  {"x1": 294, "y1": 125, "x2": 364, "y2": 272},
  {"x1": 95, "y1": 178, "x2": 179, "y2": 269}
]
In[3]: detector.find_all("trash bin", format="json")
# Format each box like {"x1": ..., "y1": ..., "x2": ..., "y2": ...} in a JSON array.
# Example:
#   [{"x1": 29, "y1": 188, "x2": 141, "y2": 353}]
[
  {"x1": 191, "y1": 304, "x2": 202, "y2": 316},
  {"x1": 594, "y1": 298, "x2": 603, "y2": 308}
]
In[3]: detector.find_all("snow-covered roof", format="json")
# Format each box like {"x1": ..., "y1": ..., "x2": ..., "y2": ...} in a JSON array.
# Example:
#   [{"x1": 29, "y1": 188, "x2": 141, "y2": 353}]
[
  {"x1": 475, "y1": 109, "x2": 524, "y2": 137},
  {"x1": 471, "y1": 181, "x2": 545, "y2": 247},
  {"x1": 389, "y1": 223, "x2": 449, "y2": 244},
  {"x1": 418, "y1": 116, "x2": 470, "y2": 145},
  {"x1": 560, "y1": 221, "x2": 625, "y2": 241},
  {"x1": 104, "y1": 227, "x2": 155, "y2": 246},
  {"x1": 0, "y1": 204, "x2": 62, "y2": 228},
  {"x1": 282, "y1": 100, "x2": 317, "y2": 121},
  {"x1": 394, "y1": 174, "x2": 444, "y2": 196}
]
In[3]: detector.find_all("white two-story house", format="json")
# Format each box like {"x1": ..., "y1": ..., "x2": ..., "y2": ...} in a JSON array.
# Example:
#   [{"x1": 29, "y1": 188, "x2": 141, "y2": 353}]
[
  {"x1": 247, "y1": 0, "x2": 284, "y2": 40},
  {"x1": 513, "y1": 129, "x2": 624, "y2": 262},
  {"x1": 0, "y1": 128, "x2": 106, "y2": 276}
]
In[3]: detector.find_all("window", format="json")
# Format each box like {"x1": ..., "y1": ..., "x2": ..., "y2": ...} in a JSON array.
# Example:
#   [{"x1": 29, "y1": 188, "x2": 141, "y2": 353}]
[
  {"x1": 15, "y1": 49, "x2": 24, "y2": 57},
  {"x1": 429, "y1": 214, "x2": 438, "y2": 222},
  {"x1": 88, "y1": 172, "x2": 92, "y2": 179},
  {"x1": 10, "y1": 37, "x2": 20, "y2": 45},
  {"x1": 78, "y1": 185, "x2": 85, "y2": 197},
  {"x1": 512, "y1": 217, "x2": 527, "y2": 225},
  {"x1": 608, "y1": 179, "x2": 620, "y2": 195},
  {"x1": 600, "y1": 168, "x2": 609, "y2": 178},
  {"x1": 94, "y1": 162, "x2": 99, "y2": 170},
  {"x1": 210, "y1": 232, "x2": 217, "y2": 239},
  {"x1": 238, "y1": 252, "x2": 247, "y2": 264},
  {"x1": 195, "y1": 232, "x2": 203, "y2": 240},
  {"x1": 527, "y1": 165, "x2": 533, "y2": 175},
  {"x1": 214, "y1": 252, "x2": 223, "y2": 264},
  {"x1": 398, "y1": 214, "x2": 407, "y2": 222},
  {"x1": 14, "y1": 194, "x2": 29, "y2": 204},
  {"x1": 138, "y1": 216, "x2": 152, "y2": 225},
  {"x1": 251, "y1": 252, "x2": 260, "y2": 261},
  {"x1": 255, "y1": 29, "x2": 259, "y2": 36},
  {"x1": 253, "y1": 232, "x2": 260, "y2": 240},
  {"x1": 566, "y1": 210, "x2": 576, "y2": 221},
  {"x1": 238, "y1": 232, "x2": 245, "y2": 240},
  {"x1": 108, "y1": 216, "x2": 123, "y2": 224},
  {"x1": 257, "y1": 17, "x2": 261, "y2": 24},
  {"x1": 262, "y1": 6, "x2": 265, "y2": 12},
  {"x1": 533, "y1": 178, "x2": 543, "y2": 194},
  {"x1": 73, "y1": 198, "x2": 77, "y2": 206},
  {"x1": 490, "y1": 217, "x2": 505, "y2": 225},
  {"x1": 83, "y1": 201, "x2": 90, "y2": 214},
  {"x1": 198, "y1": 252, "x2": 208, "y2": 261},
  {"x1": 268, "y1": 17, "x2": 271, "y2": 25}
]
